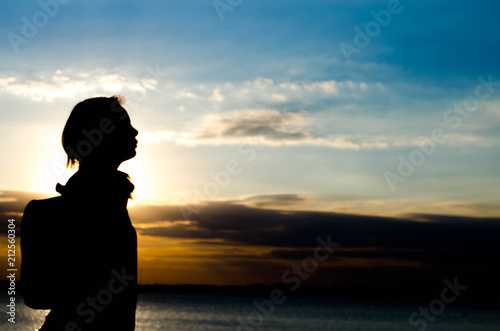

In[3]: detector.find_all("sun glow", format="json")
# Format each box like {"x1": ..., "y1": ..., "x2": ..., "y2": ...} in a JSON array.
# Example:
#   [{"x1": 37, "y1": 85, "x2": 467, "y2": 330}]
[{"x1": 119, "y1": 151, "x2": 158, "y2": 205}]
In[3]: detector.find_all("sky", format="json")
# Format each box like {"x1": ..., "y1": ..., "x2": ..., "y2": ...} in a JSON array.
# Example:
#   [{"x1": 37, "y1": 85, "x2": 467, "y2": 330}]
[{"x1": 1, "y1": 0, "x2": 500, "y2": 290}]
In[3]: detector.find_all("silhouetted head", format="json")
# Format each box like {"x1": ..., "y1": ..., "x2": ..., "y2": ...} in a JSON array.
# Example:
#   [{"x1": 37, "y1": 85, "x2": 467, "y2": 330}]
[{"x1": 62, "y1": 96, "x2": 138, "y2": 169}]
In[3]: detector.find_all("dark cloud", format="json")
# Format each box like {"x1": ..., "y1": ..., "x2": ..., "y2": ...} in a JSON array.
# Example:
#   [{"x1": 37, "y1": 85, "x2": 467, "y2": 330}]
[
  {"x1": 0, "y1": 190, "x2": 50, "y2": 235},
  {"x1": 220, "y1": 125, "x2": 307, "y2": 141},
  {"x1": 4, "y1": 190, "x2": 499, "y2": 291},
  {"x1": 192, "y1": 110, "x2": 311, "y2": 142},
  {"x1": 131, "y1": 201, "x2": 500, "y2": 287},
  {"x1": 0, "y1": 190, "x2": 48, "y2": 215},
  {"x1": 6, "y1": 191, "x2": 500, "y2": 259},
  {"x1": 238, "y1": 193, "x2": 308, "y2": 208},
  {"x1": 128, "y1": 204, "x2": 184, "y2": 223},
  {"x1": 134, "y1": 202, "x2": 500, "y2": 252}
]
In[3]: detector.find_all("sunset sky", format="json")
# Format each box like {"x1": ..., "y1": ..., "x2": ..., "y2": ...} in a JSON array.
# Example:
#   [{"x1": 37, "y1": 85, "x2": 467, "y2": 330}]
[{"x1": 1, "y1": 0, "x2": 500, "y2": 288}]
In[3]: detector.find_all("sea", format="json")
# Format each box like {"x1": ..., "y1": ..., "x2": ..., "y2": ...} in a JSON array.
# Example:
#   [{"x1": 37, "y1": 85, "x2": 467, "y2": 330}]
[{"x1": 1, "y1": 292, "x2": 499, "y2": 330}]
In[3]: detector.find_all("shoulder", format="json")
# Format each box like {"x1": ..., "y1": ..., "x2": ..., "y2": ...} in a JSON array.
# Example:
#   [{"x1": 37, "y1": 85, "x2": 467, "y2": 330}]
[
  {"x1": 22, "y1": 196, "x2": 65, "y2": 219},
  {"x1": 25, "y1": 196, "x2": 63, "y2": 208}
]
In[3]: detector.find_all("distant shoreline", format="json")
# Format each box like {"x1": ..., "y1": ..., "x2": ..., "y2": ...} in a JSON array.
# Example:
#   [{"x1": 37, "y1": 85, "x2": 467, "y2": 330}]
[{"x1": 3, "y1": 280, "x2": 498, "y2": 308}]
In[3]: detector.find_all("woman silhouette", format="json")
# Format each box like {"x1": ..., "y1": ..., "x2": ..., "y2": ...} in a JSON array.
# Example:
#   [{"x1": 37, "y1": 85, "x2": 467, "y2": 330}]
[{"x1": 22, "y1": 96, "x2": 139, "y2": 330}]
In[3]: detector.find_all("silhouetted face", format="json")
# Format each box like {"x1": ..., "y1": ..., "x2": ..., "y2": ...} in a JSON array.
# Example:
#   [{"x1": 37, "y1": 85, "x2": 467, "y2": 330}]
[{"x1": 107, "y1": 107, "x2": 139, "y2": 163}]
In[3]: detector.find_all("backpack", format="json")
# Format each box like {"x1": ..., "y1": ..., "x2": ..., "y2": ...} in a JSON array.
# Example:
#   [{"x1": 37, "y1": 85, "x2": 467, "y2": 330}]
[{"x1": 21, "y1": 196, "x2": 68, "y2": 309}]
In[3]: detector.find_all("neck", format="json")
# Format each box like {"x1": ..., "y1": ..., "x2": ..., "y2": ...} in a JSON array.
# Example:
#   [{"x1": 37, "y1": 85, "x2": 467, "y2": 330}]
[{"x1": 79, "y1": 159, "x2": 122, "y2": 173}]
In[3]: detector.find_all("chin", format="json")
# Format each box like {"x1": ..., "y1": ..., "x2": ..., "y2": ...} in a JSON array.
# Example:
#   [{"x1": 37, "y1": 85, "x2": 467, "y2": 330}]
[{"x1": 123, "y1": 150, "x2": 137, "y2": 161}]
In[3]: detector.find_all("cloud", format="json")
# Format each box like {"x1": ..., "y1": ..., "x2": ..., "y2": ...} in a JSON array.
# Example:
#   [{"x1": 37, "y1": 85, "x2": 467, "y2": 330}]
[
  {"x1": 0, "y1": 190, "x2": 50, "y2": 235},
  {"x1": 191, "y1": 109, "x2": 309, "y2": 141},
  {"x1": 0, "y1": 69, "x2": 158, "y2": 102},
  {"x1": 237, "y1": 193, "x2": 309, "y2": 208},
  {"x1": 202, "y1": 77, "x2": 378, "y2": 109},
  {"x1": 139, "y1": 108, "x2": 500, "y2": 149},
  {"x1": 138, "y1": 109, "x2": 395, "y2": 149},
  {"x1": 3, "y1": 189, "x2": 499, "y2": 288},
  {"x1": 126, "y1": 200, "x2": 500, "y2": 286},
  {"x1": 130, "y1": 201, "x2": 500, "y2": 252},
  {"x1": 4, "y1": 69, "x2": 498, "y2": 150}
]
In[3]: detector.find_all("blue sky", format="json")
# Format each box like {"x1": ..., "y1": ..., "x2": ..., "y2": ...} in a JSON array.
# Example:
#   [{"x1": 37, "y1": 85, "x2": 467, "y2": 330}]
[
  {"x1": 1, "y1": 0, "x2": 499, "y2": 209},
  {"x1": 1, "y1": 0, "x2": 500, "y2": 285}
]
